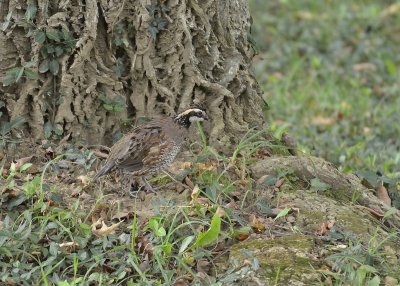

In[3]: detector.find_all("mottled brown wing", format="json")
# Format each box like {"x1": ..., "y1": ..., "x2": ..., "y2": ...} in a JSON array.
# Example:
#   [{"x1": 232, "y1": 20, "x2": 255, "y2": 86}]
[
  {"x1": 94, "y1": 118, "x2": 175, "y2": 179},
  {"x1": 113, "y1": 119, "x2": 175, "y2": 174}
]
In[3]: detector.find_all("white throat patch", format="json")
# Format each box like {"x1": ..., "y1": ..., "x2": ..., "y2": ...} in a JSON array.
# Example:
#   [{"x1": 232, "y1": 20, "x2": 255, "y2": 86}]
[{"x1": 189, "y1": 116, "x2": 205, "y2": 122}]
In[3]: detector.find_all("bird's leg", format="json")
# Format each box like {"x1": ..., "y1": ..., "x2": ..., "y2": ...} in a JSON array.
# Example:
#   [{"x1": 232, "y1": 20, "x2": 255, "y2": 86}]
[
  {"x1": 162, "y1": 170, "x2": 186, "y2": 188},
  {"x1": 127, "y1": 177, "x2": 141, "y2": 198},
  {"x1": 141, "y1": 176, "x2": 163, "y2": 193}
]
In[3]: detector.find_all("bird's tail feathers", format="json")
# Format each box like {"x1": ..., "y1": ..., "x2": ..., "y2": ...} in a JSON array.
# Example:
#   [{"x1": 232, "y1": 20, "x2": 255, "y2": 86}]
[{"x1": 93, "y1": 163, "x2": 114, "y2": 180}]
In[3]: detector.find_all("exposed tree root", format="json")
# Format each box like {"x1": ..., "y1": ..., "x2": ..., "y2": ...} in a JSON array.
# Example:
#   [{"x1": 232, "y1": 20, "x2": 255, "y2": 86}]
[{"x1": 1, "y1": 0, "x2": 264, "y2": 150}]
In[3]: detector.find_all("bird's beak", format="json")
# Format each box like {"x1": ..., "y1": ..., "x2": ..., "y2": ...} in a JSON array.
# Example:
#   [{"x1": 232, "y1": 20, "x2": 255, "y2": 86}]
[{"x1": 204, "y1": 114, "x2": 209, "y2": 121}]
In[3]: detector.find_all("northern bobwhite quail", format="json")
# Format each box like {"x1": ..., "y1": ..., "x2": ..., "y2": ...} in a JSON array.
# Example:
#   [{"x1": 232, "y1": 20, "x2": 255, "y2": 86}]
[{"x1": 94, "y1": 107, "x2": 208, "y2": 195}]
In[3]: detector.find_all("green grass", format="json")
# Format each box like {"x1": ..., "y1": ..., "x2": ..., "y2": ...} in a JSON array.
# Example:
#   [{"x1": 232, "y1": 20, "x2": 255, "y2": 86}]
[
  {"x1": 250, "y1": 0, "x2": 400, "y2": 176},
  {"x1": 0, "y1": 129, "x2": 273, "y2": 285},
  {"x1": 1, "y1": 1, "x2": 400, "y2": 285}
]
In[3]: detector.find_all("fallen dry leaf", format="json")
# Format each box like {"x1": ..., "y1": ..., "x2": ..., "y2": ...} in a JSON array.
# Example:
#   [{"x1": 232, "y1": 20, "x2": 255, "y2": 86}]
[
  {"x1": 192, "y1": 186, "x2": 200, "y2": 197},
  {"x1": 254, "y1": 147, "x2": 272, "y2": 159},
  {"x1": 26, "y1": 165, "x2": 40, "y2": 174},
  {"x1": 376, "y1": 182, "x2": 391, "y2": 207},
  {"x1": 286, "y1": 215, "x2": 296, "y2": 223},
  {"x1": 112, "y1": 211, "x2": 134, "y2": 220},
  {"x1": 102, "y1": 264, "x2": 116, "y2": 273},
  {"x1": 327, "y1": 220, "x2": 335, "y2": 229},
  {"x1": 196, "y1": 259, "x2": 210, "y2": 274},
  {"x1": 243, "y1": 258, "x2": 252, "y2": 266},
  {"x1": 195, "y1": 197, "x2": 210, "y2": 206},
  {"x1": 77, "y1": 175, "x2": 91, "y2": 186},
  {"x1": 45, "y1": 146, "x2": 55, "y2": 159},
  {"x1": 1, "y1": 188, "x2": 21, "y2": 198},
  {"x1": 59, "y1": 241, "x2": 79, "y2": 250},
  {"x1": 352, "y1": 62, "x2": 377, "y2": 72},
  {"x1": 185, "y1": 176, "x2": 195, "y2": 190},
  {"x1": 139, "y1": 254, "x2": 151, "y2": 272},
  {"x1": 384, "y1": 276, "x2": 399, "y2": 286},
  {"x1": 174, "y1": 161, "x2": 193, "y2": 169},
  {"x1": 92, "y1": 219, "x2": 122, "y2": 237},
  {"x1": 311, "y1": 115, "x2": 336, "y2": 126},
  {"x1": 173, "y1": 278, "x2": 191, "y2": 286},
  {"x1": 380, "y1": 3, "x2": 400, "y2": 18},
  {"x1": 354, "y1": 205, "x2": 384, "y2": 219},
  {"x1": 4, "y1": 277, "x2": 16, "y2": 286},
  {"x1": 234, "y1": 227, "x2": 251, "y2": 241},
  {"x1": 215, "y1": 206, "x2": 225, "y2": 218},
  {"x1": 318, "y1": 222, "x2": 329, "y2": 236},
  {"x1": 225, "y1": 200, "x2": 239, "y2": 210},
  {"x1": 250, "y1": 214, "x2": 266, "y2": 233},
  {"x1": 91, "y1": 204, "x2": 109, "y2": 223},
  {"x1": 235, "y1": 232, "x2": 250, "y2": 241},
  {"x1": 295, "y1": 10, "x2": 315, "y2": 20},
  {"x1": 190, "y1": 185, "x2": 201, "y2": 204},
  {"x1": 14, "y1": 156, "x2": 33, "y2": 170},
  {"x1": 136, "y1": 236, "x2": 153, "y2": 257},
  {"x1": 195, "y1": 162, "x2": 217, "y2": 171},
  {"x1": 274, "y1": 178, "x2": 285, "y2": 192},
  {"x1": 275, "y1": 178, "x2": 284, "y2": 189},
  {"x1": 317, "y1": 220, "x2": 335, "y2": 236}
]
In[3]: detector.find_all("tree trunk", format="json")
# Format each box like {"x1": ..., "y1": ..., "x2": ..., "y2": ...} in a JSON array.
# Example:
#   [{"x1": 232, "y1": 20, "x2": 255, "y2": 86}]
[{"x1": 0, "y1": 0, "x2": 265, "y2": 149}]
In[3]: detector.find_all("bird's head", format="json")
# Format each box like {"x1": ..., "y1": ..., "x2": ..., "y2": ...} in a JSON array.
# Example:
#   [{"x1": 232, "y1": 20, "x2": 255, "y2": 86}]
[{"x1": 174, "y1": 106, "x2": 208, "y2": 128}]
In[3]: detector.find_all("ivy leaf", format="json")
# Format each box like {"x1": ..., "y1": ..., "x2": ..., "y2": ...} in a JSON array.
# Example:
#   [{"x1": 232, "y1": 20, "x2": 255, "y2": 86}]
[
  {"x1": 39, "y1": 59, "x2": 50, "y2": 73},
  {"x1": 103, "y1": 104, "x2": 114, "y2": 111},
  {"x1": 2, "y1": 74, "x2": 16, "y2": 86},
  {"x1": 46, "y1": 31, "x2": 61, "y2": 42},
  {"x1": 1, "y1": 12, "x2": 13, "y2": 31},
  {"x1": 15, "y1": 67, "x2": 25, "y2": 83},
  {"x1": 145, "y1": 4, "x2": 159, "y2": 17},
  {"x1": 46, "y1": 45, "x2": 55, "y2": 54},
  {"x1": 156, "y1": 18, "x2": 167, "y2": 30},
  {"x1": 25, "y1": 4, "x2": 37, "y2": 22},
  {"x1": 35, "y1": 31, "x2": 46, "y2": 44},
  {"x1": 148, "y1": 26, "x2": 158, "y2": 40},
  {"x1": 44, "y1": 121, "x2": 54, "y2": 138},
  {"x1": 0, "y1": 122, "x2": 11, "y2": 135},
  {"x1": 10, "y1": 116, "x2": 26, "y2": 130},
  {"x1": 61, "y1": 29, "x2": 70, "y2": 41},
  {"x1": 49, "y1": 59, "x2": 60, "y2": 75},
  {"x1": 115, "y1": 57, "x2": 126, "y2": 77},
  {"x1": 24, "y1": 70, "x2": 38, "y2": 80},
  {"x1": 23, "y1": 61, "x2": 35, "y2": 68},
  {"x1": 54, "y1": 125, "x2": 63, "y2": 135},
  {"x1": 55, "y1": 46, "x2": 64, "y2": 57}
]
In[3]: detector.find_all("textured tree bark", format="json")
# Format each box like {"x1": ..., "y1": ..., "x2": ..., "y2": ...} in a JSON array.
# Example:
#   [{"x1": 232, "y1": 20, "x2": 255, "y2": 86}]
[{"x1": 0, "y1": 0, "x2": 265, "y2": 149}]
